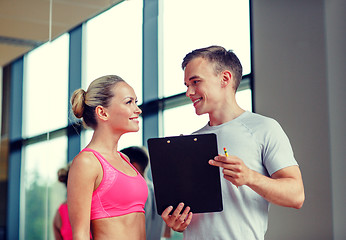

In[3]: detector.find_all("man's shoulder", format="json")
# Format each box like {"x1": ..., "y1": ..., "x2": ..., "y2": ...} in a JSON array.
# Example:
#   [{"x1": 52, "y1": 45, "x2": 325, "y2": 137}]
[
  {"x1": 192, "y1": 123, "x2": 209, "y2": 134},
  {"x1": 241, "y1": 111, "x2": 279, "y2": 129}
]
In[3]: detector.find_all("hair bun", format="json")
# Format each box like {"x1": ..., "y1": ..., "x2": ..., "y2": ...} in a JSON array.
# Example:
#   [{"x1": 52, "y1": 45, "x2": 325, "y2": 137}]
[
  {"x1": 57, "y1": 168, "x2": 68, "y2": 183},
  {"x1": 71, "y1": 89, "x2": 86, "y2": 118}
]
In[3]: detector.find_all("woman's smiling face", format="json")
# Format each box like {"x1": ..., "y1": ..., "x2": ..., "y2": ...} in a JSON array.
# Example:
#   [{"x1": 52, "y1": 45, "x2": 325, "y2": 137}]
[{"x1": 105, "y1": 81, "x2": 142, "y2": 134}]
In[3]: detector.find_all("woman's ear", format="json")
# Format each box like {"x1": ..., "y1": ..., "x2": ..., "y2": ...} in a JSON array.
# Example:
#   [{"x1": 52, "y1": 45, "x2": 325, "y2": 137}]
[{"x1": 95, "y1": 105, "x2": 108, "y2": 121}]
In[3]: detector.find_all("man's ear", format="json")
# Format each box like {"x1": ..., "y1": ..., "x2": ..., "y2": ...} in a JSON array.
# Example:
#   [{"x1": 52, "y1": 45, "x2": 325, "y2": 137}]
[
  {"x1": 95, "y1": 105, "x2": 108, "y2": 121},
  {"x1": 221, "y1": 70, "x2": 232, "y2": 88}
]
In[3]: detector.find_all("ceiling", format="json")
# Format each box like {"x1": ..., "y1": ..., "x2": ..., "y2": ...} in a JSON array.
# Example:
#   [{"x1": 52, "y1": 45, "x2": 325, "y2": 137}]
[{"x1": 0, "y1": 0, "x2": 122, "y2": 67}]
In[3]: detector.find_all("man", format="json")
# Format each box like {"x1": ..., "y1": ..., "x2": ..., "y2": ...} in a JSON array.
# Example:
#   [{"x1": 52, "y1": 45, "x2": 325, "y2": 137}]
[{"x1": 161, "y1": 45, "x2": 305, "y2": 239}]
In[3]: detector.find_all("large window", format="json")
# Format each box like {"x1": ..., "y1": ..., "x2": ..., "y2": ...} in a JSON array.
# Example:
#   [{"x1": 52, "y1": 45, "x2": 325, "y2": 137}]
[
  {"x1": 21, "y1": 136, "x2": 68, "y2": 240},
  {"x1": 21, "y1": 34, "x2": 69, "y2": 240},
  {"x1": 159, "y1": 1, "x2": 251, "y2": 239},
  {"x1": 5, "y1": 1, "x2": 251, "y2": 239},
  {"x1": 160, "y1": 0, "x2": 252, "y2": 138}
]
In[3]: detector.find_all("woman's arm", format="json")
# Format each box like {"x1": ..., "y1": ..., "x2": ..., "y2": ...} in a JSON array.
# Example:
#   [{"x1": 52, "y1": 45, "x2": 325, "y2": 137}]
[
  {"x1": 53, "y1": 209, "x2": 63, "y2": 240},
  {"x1": 67, "y1": 152, "x2": 99, "y2": 240}
]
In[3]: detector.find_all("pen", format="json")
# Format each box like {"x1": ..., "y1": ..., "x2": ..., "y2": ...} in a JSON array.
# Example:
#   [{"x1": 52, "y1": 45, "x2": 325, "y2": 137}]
[
  {"x1": 223, "y1": 147, "x2": 229, "y2": 157},
  {"x1": 223, "y1": 147, "x2": 238, "y2": 188}
]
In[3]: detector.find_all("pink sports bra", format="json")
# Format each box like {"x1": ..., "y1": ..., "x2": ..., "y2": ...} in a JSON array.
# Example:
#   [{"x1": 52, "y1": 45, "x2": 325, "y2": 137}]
[{"x1": 81, "y1": 148, "x2": 148, "y2": 220}]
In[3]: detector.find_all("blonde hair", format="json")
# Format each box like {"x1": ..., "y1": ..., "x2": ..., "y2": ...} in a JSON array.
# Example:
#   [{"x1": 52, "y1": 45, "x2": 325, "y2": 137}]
[{"x1": 70, "y1": 75, "x2": 125, "y2": 129}]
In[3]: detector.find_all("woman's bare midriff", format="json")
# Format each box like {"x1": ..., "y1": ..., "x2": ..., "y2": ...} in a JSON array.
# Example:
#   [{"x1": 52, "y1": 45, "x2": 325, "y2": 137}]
[{"x1": 91, "y1": 212, "x2": 145, "y2": 240}]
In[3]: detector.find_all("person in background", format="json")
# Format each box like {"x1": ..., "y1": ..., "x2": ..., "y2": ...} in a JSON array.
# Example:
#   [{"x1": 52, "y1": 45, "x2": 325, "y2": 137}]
[
  {"x1": 53, "y1": 165, "x2": 93, "y2": 240},
  {"x1": 67, "y1": 75, "x2": 147, "y2": 240},
  {"x1": 161, "y1": 45, "x2": 305, "y2": 239},
  {"x1": 53, "y1": 164, "x2": 74, "y2": 240},
  {"x1": 120, "y1": 146, "x2": 170, "y2": 240}
]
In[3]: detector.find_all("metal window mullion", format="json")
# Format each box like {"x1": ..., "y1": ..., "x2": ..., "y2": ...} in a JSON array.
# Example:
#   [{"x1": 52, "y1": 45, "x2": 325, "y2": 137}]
[
  {"x1": 7, "y1": 57, "x2": 24, "y2": 240},
  {"x1": 142, "y1": 0, "x2": 160, "y2": 147},
  {"x1": 67, "y1": 25, "x2": 83, "y2": 162}
]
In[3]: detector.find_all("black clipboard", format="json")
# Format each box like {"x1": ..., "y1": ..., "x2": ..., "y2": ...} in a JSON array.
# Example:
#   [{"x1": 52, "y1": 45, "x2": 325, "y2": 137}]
[{"x1": 147, "y1": 133, "x2": 223, "y2": 215}]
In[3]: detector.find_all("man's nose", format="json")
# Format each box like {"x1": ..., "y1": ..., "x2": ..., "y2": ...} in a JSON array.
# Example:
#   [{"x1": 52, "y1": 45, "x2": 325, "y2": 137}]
[{"x1": 186, "y1": 86, "x2": 195, "y2": 97}]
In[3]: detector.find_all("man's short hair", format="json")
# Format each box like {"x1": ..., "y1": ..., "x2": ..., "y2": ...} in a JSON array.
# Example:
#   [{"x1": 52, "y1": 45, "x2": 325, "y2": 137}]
[{"x1": 182, "y1": 45, "x2": 243, "y2": 90}]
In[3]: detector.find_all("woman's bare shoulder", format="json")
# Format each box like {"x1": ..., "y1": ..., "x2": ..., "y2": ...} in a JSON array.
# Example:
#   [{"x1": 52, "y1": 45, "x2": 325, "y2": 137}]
[{"x1": 70, "y1": 151, "x2": 100, "y2": 174}]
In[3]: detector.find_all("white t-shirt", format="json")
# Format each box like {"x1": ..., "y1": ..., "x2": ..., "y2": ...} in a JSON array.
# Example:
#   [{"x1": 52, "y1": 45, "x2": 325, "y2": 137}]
[{"x1": 183, "y1": 111, "x2": 298, "y2": 240}]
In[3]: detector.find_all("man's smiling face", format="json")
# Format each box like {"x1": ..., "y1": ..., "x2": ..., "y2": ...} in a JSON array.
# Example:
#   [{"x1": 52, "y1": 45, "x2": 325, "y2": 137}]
[{"x1": 184, "y1": 57, "x2": 224, "y2": 116}]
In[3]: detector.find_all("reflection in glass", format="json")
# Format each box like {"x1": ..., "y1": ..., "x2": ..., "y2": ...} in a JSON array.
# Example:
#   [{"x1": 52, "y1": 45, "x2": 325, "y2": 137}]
[{"x1": 21, "y1": 136, "x2": 68, "y2": 240}]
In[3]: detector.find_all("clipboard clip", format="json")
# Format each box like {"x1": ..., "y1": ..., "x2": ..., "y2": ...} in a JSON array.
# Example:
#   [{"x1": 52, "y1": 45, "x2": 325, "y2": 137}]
[{"x1": 166, "y1": 137, "x2": 198, "y2": 144}]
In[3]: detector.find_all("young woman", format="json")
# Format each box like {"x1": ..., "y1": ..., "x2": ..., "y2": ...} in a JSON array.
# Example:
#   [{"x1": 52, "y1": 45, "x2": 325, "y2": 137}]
[{"x1": 67, "y1": 75, "x2": 148, "y2": 240}]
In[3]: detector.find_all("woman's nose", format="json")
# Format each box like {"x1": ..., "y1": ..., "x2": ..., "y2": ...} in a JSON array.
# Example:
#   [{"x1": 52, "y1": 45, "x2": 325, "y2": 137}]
[{"x1": 136, "y1": 105, "x2": 142, "y2": 115}]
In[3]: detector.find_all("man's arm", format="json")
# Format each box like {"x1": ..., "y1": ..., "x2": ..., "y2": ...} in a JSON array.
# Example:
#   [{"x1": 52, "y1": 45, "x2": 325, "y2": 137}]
[
  {"x1": 209, "y1": 155, "x2": 305, "y2": 209},
  {"x1": 248, "y1": 165, "x2": 304, "y2": 208}
]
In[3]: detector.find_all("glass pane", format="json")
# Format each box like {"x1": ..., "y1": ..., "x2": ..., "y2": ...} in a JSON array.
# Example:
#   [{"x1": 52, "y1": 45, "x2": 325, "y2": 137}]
[
  {"x1": 84, "y1": 0, "x2": 143, "y2": 104},
  {"x1": 23, "y1": 34, "x2": 69, "y2": 138},
  {"x1": 236, "y1": 88, "x2": 253, "y2": 112},
  {"x1": 161, "y1": 0, "x2": 251, "y2": 97},
  {"x1": 21, "y1": 136, "x2": 68, "y2": 240}
]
